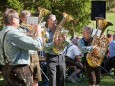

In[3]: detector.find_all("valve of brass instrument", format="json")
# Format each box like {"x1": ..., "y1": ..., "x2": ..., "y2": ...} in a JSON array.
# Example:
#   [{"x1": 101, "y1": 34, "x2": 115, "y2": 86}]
[
  {"x1": 26, "y1": 25, "x2": 35, "y2": 37},
  {"x1": 42, "y1": 29, "x2": 49, "y2": 45},
  {"x1": 54, "y1": 29, "x2": 69, "y2": 45}
]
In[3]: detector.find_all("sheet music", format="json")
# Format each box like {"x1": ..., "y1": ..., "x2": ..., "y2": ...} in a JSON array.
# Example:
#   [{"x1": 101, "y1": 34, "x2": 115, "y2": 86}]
[
  {"x1": 97, "y1": 30, "x2": 101, "y2": 37},
  {"x1": 27, "y1": 17, "x2": 38, "y2": 24},
  {"x1": 91, "y1": 29, "x2": 101, "y2": 37}
]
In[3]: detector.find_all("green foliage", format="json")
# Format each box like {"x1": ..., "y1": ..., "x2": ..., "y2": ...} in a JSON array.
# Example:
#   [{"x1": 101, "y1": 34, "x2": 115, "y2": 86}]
[
  {"x1": 106, "y1": 0, "x2": 115, "y2": 11},
  {"x1": 0, "y1": 0, "x2": 91, "y2": 37},
  {"x1": 7, "y1": 0, "x2": 24, "y2": 12}
]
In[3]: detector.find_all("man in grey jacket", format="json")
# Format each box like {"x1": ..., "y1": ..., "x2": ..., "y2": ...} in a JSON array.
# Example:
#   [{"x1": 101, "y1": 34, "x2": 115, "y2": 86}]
[{"x1": 0, "y1": 8, "x2": 42, "y2": 86}]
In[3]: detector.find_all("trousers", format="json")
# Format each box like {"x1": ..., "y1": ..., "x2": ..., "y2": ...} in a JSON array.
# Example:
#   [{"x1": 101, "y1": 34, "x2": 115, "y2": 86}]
[
  {"x1": 85, "y1": 61, "x2": 100, "y2": 85},
  {"x1": 2, "y1": 64, "x2": 33, "y2": 86},
  {"x1": 30, "y1": 54, "x2": 42, "y2": 81},
  {"x1": 46, "y1": 53, "x2": 65, "y2": 86}
]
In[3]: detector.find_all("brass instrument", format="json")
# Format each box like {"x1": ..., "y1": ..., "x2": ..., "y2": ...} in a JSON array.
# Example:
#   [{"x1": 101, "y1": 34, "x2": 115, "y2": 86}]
[
  {"x1": 86, "y1": 17, "x2": 113, "y2": 67},
  {"x1": 20, "y1": 7, "x2": 51, "y2": 40},
  {"x1": 20, "y1": 23, "x2": 33, "y2": 30},
  {"x1": 21, "y1": 7, "x2": 51, "y2": 28},
  {"x1": 52, "y1": 12, "x2": 74, "y2": 55},
  {"x1": 38, "y1": 7, "x2": 51, "y2": 24},
  {"x1": 37, "y1": 7, "x2": 51, "y2": 45}
]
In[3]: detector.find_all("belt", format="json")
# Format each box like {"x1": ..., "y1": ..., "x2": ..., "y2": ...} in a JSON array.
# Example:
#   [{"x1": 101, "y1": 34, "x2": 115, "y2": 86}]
[
  {"x1": 65, "y1": 56, "x2": 75, "y2": 61},
  {"x1": 13, "y1": 64, "x2": 27, "y2": 67},
  {"x1": 5, "y1": 64, "x2": 27, "y2": 67},
  {"x1": 46, "y1": 53, "x2": 60, "y2": 57}
]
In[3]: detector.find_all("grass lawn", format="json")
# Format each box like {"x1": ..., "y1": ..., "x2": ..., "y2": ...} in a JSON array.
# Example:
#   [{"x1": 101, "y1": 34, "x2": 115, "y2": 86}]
[
  {"x1": 0, "y1": 76, "x2": 115, "y2": 86},
  {"x1": 66, "y1": 76, "x2": 115, "y2": 86}
]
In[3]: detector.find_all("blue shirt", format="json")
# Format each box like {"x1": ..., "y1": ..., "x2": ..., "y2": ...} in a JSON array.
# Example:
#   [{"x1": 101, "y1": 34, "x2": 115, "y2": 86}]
[
  {"x1": 109, "y1": 40, "x2": 115, "y2": 58},
  {"x1": 78, "y1": 38, "x2": 93, "y2": 57},
  {"x1": 0, "y1": 26, "x2": 42, "y2": 65}
]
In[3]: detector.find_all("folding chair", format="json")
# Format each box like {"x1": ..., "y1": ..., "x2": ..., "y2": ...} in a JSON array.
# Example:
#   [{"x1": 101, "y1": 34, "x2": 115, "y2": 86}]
[
  {"x1": 66, "y1": 57, "x2": 85, "y2": 83},
  {"x1": 100, "y1": 57, "x2": 115, "y2": 80}
]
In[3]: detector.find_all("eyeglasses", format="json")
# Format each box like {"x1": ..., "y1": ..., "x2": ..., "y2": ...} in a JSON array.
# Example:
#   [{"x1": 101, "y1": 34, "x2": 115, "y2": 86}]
[
  {"x1": 50, "y1": 20, "x2": 57, "y2": 24},
  {"x1": 13, "y1": 17, "x2": 20, "y2": 21}
]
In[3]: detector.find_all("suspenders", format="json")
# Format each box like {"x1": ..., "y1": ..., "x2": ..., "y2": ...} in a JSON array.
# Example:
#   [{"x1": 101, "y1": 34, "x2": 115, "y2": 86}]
[{"x1": 2, "y1": 30, "x2": 11, "y2": 63}]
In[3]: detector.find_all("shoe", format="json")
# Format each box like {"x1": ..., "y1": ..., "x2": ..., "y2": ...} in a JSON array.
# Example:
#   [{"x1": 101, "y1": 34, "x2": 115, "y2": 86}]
[{"x1": 68, "y1": 76, "x2": 76, "y2": 83}]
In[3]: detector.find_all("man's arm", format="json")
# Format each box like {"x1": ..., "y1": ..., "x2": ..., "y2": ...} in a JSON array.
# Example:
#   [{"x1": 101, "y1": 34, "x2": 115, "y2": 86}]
[
  {"x1": 78, "y1": 39, "x2": 94, "y2": 53},
  {"x1": 8, "y1": 30, "x2": 43, "y2": 51}
]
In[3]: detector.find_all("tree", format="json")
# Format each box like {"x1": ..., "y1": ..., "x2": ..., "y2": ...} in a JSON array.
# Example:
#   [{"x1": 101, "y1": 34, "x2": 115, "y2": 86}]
[
  {"x1": 106, "y1": 0, "x2": 115, "y2": 11},
  {"x1": 0, "y1": 0, "x2": 91, "y2": 37}
]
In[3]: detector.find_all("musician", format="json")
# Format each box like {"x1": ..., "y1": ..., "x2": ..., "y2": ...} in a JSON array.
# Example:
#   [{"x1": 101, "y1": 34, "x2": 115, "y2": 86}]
[
  {"x1": 19, "y1": 10, "x2": 42, "y2": 86},
  {"x1": 103, "y1": 34, "x2": 113, "y2": 73},
  {"x1": 65, "y1": 38, "x2": 82, "y2": 83},
  {"x1": 0, "y1": 8, "x2": 42, "y2": 86},
  {"x1": 106, "y1": 34, "x2": 115, "y2": 72},
  {"x1": 107, "y1": 34, "x2": 113, "y2": 44},
  {"x1": 44, "y1": 14, "x2": 70, "y2": 86},
  {"x1": 78, "y1": 26, "x2": 101, "y2": 86}
]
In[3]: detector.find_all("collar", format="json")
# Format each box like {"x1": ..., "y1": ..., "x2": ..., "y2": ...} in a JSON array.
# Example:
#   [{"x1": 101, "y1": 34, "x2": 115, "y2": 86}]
[{"x1": 47, "y1": 27, "x2": 54, "y2": 33}]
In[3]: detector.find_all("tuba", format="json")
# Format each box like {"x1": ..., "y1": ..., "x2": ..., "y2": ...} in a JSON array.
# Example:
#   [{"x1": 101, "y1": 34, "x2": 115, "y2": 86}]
[
  {"x1": 52, "y1": 12, "x2": 74, "y2": 55},
  {"x1": 38, "y1": 7, "x2": 51, "y2": 45},
  {"x1": 86, "y1": 17, "x2": 113, "y2": 67},
  {"x1": 38, "y1": 7, "x2": 51, "y2": 24}
]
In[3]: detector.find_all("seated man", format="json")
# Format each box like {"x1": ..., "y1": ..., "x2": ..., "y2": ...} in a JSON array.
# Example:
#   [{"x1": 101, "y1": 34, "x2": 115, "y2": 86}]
[
  {"x1": 102, "y1": 34, "x2": 113, "y2": 73},
  {"x1": 65, "y1": 38, "x2": 83, "y2": 83},
  {"x1": 107, "y1": 34, "x2": 115, "y2": 72}
]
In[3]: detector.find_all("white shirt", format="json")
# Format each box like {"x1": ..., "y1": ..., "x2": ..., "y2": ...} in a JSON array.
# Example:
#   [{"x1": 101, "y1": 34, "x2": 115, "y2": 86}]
[{"x1": 65, "y1": 43, "x2": 81, "y2": 60}]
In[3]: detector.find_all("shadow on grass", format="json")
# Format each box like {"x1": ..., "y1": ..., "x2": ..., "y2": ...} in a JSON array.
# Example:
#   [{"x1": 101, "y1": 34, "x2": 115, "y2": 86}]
[{"x1": 65, "y1": 80, "x2": 88, "y2": 86}]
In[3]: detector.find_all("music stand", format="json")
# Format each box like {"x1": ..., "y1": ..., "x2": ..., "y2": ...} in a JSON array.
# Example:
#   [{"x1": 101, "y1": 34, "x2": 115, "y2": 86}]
[{"x1": 100, "y1": 59, "x2": 115, "y2": 80}]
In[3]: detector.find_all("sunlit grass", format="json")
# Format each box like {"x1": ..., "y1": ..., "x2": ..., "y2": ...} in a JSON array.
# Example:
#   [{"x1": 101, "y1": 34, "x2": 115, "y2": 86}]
[
  {"x1": 1, "y1": 76, "x2": 115, "y2": 86},
  {"x1": 65, "y1": 76, "x2": 115, "y2": 86}
]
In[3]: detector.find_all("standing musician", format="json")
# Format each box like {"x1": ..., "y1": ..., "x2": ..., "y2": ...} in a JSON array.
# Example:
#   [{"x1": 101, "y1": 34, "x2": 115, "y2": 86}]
[
  {"x1": 19, "y1": 10, "x2": 42, "y2": 86},
  {"x1": 44, "y1": 14, "x2": 70, "y2": 86},
  {"x1": 78, "y1": 26, "x2": 101, "y2": 86},
  {"x1": 0, "y1": 8, "x2": 42, "y2": 86}
]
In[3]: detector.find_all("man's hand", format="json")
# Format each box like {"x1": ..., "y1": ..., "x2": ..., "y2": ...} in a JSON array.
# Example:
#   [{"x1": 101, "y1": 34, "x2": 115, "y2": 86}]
[{"x1": 32, "y1": 24, "x2": 42, "y2": 38}]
